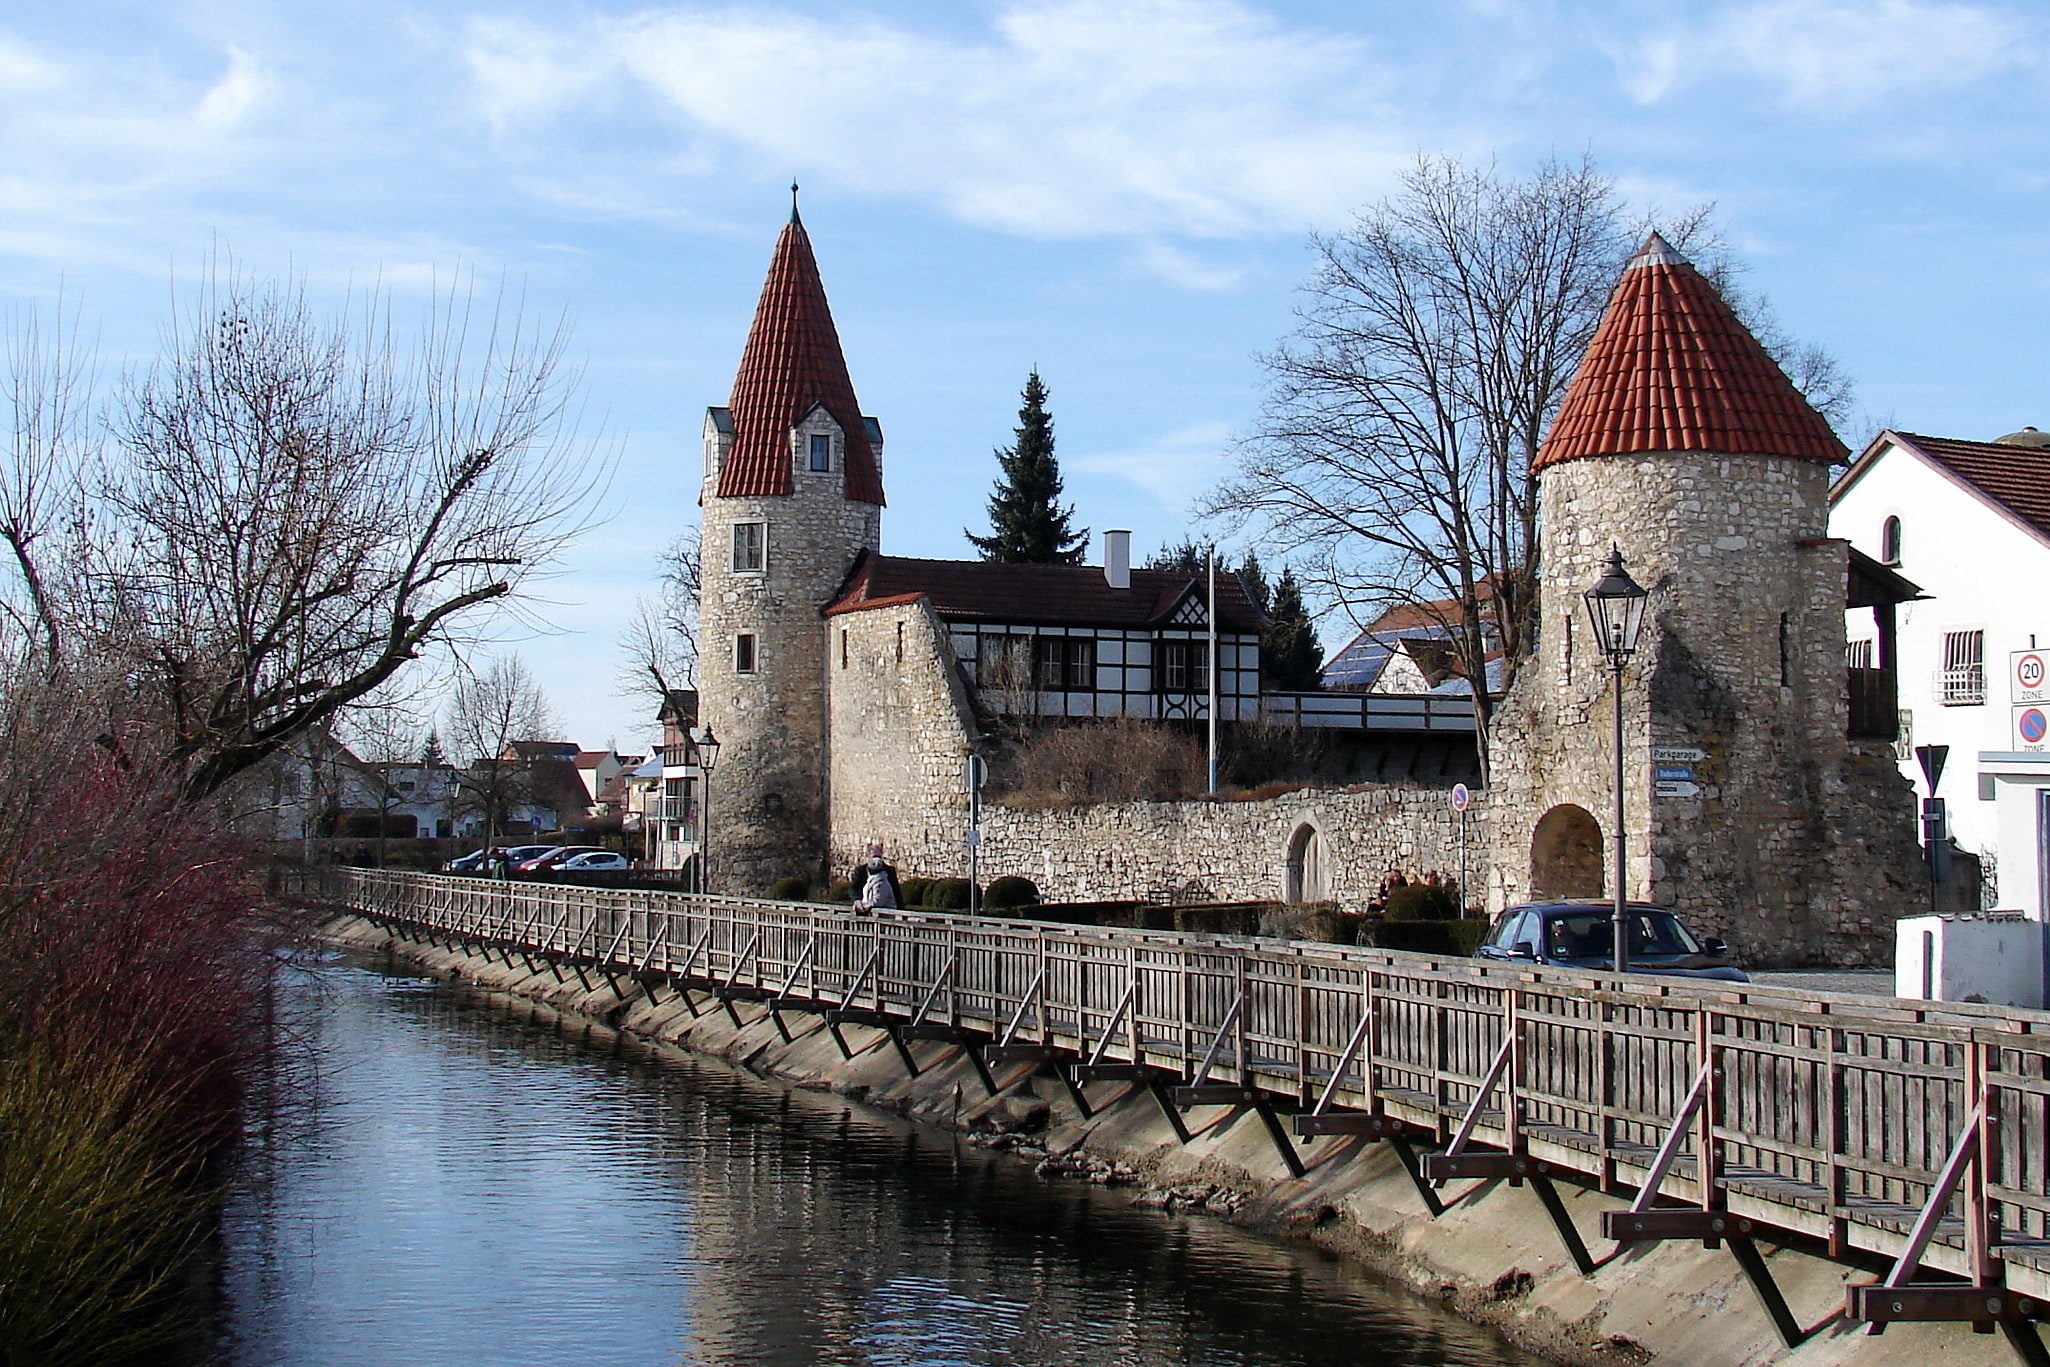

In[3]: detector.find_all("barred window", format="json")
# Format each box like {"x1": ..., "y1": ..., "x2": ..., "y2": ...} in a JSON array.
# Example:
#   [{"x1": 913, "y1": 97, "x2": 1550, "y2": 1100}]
[
  {"x1": 1846, "y1": 639, "x2": 1875, "y2": 669},
  {"x1": 1940, "y1": 629, "x2": 1984, "y2": 705}
]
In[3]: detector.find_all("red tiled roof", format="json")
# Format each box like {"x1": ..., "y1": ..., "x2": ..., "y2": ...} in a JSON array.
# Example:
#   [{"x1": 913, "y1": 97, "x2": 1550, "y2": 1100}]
[
  {"x1": 717, "y1": 212, "x2": 884, "y2": 504},
  {"x1": 1881, "y1": 432, "x2": 2050, "y2": 546},
  {"x1": 1534, "y1": 234, "x2": 1846, "y2": 472},
  {"x1": 824, "y1": 553, "x2": 1265, "y2": 633}
]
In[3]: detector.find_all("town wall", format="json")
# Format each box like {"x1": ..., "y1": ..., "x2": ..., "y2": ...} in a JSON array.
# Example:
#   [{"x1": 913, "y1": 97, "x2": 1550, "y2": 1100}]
[{"x1": 826, "y1": 598, "x2": 980, "y2": 886}]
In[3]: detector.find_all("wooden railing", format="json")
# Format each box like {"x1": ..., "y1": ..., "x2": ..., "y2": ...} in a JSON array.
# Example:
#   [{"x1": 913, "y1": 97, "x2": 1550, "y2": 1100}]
[{"x1": 313, "y1": 868, "x2": 2050, "y2": 1351}]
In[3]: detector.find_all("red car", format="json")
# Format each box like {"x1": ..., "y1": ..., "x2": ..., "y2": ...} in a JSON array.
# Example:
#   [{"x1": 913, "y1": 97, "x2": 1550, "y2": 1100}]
[{"x1": 514, "y1": 845, "x2": 608, "y2": 873}]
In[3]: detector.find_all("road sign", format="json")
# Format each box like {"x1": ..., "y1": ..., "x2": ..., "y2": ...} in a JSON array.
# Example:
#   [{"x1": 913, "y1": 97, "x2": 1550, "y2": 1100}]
[
  {"x1": 1654, "y1": 765, "x2": 1694, "y2": 783},
  {"x1": 1652, "y1": 746, "x2": 1707, "y2": 764},
  {"x1": 2017, "y1": 705, "x2": 2050, "y2": 752},
  {"x1": 1915, "y1": 744, "x2": 1949, "y2": 793},
  {"x1": 2016, "y1": 650, "x2": 2049, "y2": 703},
  {"x1": 1654, "y1": 780, "x2": 1701, "y2": 799},
  {"x1": 1450, "y1": 782, "x2": 1471, "y2": 812}
]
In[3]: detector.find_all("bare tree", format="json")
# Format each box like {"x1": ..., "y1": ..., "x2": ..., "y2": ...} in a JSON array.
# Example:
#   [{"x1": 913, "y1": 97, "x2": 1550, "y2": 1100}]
[
  {"x1": 1203, "y1": 155, "x2": 1851, "y2": 781},
  {"x1": 616, "y1": 528, "x2": 700, "y2": 717},
  {"x1": 0, "y1": 265, "x2": 606, "y2": 805},
  {"x1": 0, "y1": 299, "x2": 93, "y2": 666},
  {"x1": 444, "y1": 652, "x2": 556, "y2": 845}
]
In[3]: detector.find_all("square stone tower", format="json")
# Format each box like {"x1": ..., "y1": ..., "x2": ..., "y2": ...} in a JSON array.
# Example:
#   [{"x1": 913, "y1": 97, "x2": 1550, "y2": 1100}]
[
  {"x1": 1488, "y1": 235, "x2": 1919, "y2": 966},
  {"x1": 698, "y1": 200, "x2": 884, "y2": 894}
]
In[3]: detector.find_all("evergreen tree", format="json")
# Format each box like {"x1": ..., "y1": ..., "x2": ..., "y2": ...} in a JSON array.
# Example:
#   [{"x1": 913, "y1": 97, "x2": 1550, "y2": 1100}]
[
  {"x1": 1144, "y1": 539, "x2": 1204, "y2": 572},
  {"x1": 1236, "y1": 550, "x2": 1271, "y2": 616},
  {"x1": 419, "y1": 729, "x2": 448, "y2": 767},
  {"x1": 967, "y1": 371, "x2": 1088, "y2": 564},
  {"x1": 1263, "y1": 568, "x2": 1323, "y2": 690}
]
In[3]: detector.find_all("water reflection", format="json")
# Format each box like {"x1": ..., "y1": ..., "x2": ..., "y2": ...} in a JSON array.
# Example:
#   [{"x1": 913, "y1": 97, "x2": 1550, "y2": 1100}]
[{"x1": 216, "y1": 954, "x2": 1543, "y2": 1367}]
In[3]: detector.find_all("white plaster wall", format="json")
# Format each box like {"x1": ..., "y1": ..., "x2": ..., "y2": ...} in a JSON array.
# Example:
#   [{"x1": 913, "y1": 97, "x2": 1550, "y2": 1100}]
[{"x1": 1831, "y1": 439, "x2": 2050, "y2": 904}]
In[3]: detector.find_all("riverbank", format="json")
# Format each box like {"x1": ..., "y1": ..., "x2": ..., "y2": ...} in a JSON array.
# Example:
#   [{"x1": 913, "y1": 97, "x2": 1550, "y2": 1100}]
[{"x1": 323, "y1": 912, "x2": 2014, "y2": 1367}]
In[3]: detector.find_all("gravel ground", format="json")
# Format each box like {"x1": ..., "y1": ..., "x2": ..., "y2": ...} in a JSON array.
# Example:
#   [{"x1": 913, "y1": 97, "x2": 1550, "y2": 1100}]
[{"x1": 1749, "y1": 968, "x2": 1897, "y2": 997}]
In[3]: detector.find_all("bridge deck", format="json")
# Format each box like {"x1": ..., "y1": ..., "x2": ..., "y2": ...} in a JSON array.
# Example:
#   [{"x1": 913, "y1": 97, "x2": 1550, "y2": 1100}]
[{"x1": 318, "y1": 870, "x2": 2050, "y2": 1310}]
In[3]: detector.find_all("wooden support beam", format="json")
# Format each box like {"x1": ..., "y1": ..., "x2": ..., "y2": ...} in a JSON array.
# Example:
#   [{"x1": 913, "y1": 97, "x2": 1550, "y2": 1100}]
[
  {"x1": 1528, "y1": 1171, "x2": 1596, "y2": 1276},
  {"x1": 1422, "y1": 1150, "x2": 1544, "y2": 1183},
  {"x1": 1603, "y1": 1208, "x2": 1764, "y2": 1243},
  {"x1": 1727, "y1": 1234, "x2": 1805, "y2": 1350},
  {"x1": 1173, "y1": 1084, "x2": 1263, "y2": 1108},
  {"x1": 986, "y1": 1044, "x2": 1073, "y2": 1065},
  {"x1": 1055, "y1": 1066, "x2": 1093, "y2": 1119},
  {"x1": 1253, "y1": 1099, "x2": 1307, "y2": 1180},
  {"x1": 1149, "y1": 1081, "x2": 1193, "y2": 1145}
]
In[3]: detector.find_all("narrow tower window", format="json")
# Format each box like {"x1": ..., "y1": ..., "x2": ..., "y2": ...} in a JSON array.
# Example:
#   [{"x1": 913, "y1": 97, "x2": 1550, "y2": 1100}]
[
  {"x1": 809, "y1": 433, "x2": 832, "y2": 472},
  {"x1": 895, "y1": 622, "x2": 904, "y2": 663},
  {"x1": 732, "y1": 521, "x2": 765, "y2": 574},
  {"x1": 735, "y1": 634, "x2": 757, "y2": 675},
  {"x1": 1778, "y1": 612, "x2": 1791, "y2": 687},
  {"x1": 840, "y1": 629, "x2": 848, "y2": 670},
  {"x1": 1880, "y1": 515, "x2": 1903, "y2": 566}
]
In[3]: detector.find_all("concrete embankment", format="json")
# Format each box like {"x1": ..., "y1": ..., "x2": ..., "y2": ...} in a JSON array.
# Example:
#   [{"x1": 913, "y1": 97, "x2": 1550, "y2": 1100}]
[{"x1": 324, "y1": 913, "x2": 2015, "y2": 1367}]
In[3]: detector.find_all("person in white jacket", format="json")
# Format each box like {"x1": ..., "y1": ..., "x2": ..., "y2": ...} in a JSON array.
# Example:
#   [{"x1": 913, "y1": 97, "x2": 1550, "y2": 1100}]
[{"x1": 849, "y1": 843, "x2": 901, "y2": 915}]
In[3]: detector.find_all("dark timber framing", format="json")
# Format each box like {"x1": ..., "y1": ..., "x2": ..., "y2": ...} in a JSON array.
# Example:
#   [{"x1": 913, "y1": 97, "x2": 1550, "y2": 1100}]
[{"x1": 326, "y1": 871, "x2": 2050, "y2": 1366}]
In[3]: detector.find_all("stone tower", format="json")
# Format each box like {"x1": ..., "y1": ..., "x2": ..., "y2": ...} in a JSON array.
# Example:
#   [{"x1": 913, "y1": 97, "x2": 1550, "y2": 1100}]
[
  {"x1": 1488, "y1": 234, "x2": 1918, "y2": 966},
  {"x1": 698, "y1": 201, "x2": 884, "y2": 893}
]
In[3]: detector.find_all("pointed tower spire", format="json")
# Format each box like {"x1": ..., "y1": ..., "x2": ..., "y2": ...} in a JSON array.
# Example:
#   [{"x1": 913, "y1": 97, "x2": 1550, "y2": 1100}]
[
  {"x1": 717, "y1": 211, "x2": 884, "y2": 503},
  {"x1": 1534, "y1": 232, "x2": 1845, "y2": 472}
]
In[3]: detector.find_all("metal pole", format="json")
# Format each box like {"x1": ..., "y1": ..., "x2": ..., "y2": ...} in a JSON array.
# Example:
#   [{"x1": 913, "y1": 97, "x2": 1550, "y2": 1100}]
[
  {"x1": 1206, "y1": 545, "x2": 1219, "y2": 794},
  {"x1": 967, "y1": 755, "x2": 982, "y2": 917},
  {"x1": 1458, "y1": 807, "x2": 1468, "y2": 920},
  {"x1": 700, "y1": 770, "x2": 711, "y2": 897},
  {"x1": 1612, "y1": 657, "x2": 1628, "y2": 975}
]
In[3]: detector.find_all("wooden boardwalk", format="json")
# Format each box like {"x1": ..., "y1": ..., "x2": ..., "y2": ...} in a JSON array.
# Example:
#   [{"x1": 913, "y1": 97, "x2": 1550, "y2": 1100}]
[{"x1": 323, "y1": 869, "x2": 2050, "y2": 1360}]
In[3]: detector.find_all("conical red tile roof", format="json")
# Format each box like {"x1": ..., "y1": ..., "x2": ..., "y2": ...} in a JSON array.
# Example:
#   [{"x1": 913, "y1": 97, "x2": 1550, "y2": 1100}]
[
  {"x1": 1533, "y1": 234, "x2": 1845, "y2": 473},
  {"x1": 716, "y1": 211, "x2": 884, "y2": 503}
]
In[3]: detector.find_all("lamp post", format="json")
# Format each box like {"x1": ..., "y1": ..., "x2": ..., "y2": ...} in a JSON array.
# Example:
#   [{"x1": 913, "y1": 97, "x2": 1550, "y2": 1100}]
[
  {"x1": 694, "y1": 725, "x2": 720, "y2": 895},
  {"x1": 1583, "y1": 547, "x2": 1649, "y2": 975}
]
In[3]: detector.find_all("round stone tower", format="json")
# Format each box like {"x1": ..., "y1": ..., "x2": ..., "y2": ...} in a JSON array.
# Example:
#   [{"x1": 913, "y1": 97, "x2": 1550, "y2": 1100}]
[
  {"x1": 1488, "y1": 234, "x2": 1919, "y2": 965},
  {"x1": 698, "y1": 201, "x2": 884, "y2": 893}
]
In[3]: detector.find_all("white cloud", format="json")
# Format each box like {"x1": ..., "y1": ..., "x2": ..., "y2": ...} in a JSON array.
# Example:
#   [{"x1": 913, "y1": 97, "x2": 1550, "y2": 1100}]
[
  {"x1": 460, "y1": 0, "x2": 1416, "y2": 244},
  {"x1": 1070, "y1": 420, "x2": 1235, "y2": 511},
  {"x1": 1616, "y1": 0, "x2": 2033, "y2": 106}
]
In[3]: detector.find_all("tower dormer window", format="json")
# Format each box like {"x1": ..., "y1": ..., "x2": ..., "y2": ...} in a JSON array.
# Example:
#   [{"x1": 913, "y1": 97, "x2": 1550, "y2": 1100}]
[
  {"x1": 808, "y1": 433, "x2": 832, "y2": 473},
  {"x1": 732, "y1": 521, "x2": 765, "y2": 574}
]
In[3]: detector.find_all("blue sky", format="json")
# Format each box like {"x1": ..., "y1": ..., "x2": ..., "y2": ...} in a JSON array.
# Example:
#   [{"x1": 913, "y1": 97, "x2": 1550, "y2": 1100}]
[{"x1": 4, "y1": 0, "x2": 2046, "y2": 749}]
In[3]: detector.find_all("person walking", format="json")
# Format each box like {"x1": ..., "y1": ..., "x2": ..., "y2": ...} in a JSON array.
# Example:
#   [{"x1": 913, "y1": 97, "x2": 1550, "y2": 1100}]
[{"x1": 849, "y1": 843, "x2": 901, "y2": 916}]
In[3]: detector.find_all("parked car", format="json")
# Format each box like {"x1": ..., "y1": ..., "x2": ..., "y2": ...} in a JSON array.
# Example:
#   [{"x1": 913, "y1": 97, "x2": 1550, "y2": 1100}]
[
  {"x1": 444, "y1": 844, "x2": 553, "y2": 873},
  {"x1": 515, "y1": 845, "x2": 607, "y2": 873},
  {"x1": 1476, "y1": 900, "x2": 1748, "y2": 982},
  {"x1": 557, "y1": 851, "x2": 629, "y2": 872}
]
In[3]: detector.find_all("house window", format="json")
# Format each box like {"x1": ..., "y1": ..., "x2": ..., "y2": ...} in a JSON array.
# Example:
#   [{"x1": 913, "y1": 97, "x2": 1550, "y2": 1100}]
[
  {"x1": 731, "y1": 521, "x2": 765, "y2": 574},
  {"x1": 1940, "y1": 629, "x2": 1984, "y2": 705},
  {"x1": 1033, "y1": 636, "x2": 1096, "y2": 691},
  {"x1": 735, "y1": 633, "x2": 758, "y2": 675},
  {"x1": 1158, "y1": 640, "x2": 1209, "y2": 694},
  {"x1": 1846, "y1": 639, "x2": 1875, "y2": 669},
  {"x1": 808, "y1": 433, "x2": 832, "y2": 472},
  {"x1": 1881, "y1": 515, "x2": 1903, "y2": 567}
]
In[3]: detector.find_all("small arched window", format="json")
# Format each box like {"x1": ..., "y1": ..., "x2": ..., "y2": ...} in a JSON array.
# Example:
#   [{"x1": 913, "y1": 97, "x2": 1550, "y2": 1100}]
[{"x1": 1881, "y1": 515, "x2": 1903, "y2": 567}]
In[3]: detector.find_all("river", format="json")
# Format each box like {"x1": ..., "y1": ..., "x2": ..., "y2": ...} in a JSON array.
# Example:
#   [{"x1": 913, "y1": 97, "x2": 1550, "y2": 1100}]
[{"x1": 210, "y1": 951, "x2": 1546, "y2": 1367}]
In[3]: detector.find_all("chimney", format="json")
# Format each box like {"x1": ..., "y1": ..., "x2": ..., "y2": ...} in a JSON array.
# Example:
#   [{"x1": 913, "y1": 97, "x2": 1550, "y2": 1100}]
[{"x1": 1103, "y1": 529, "x2": 1131, "y2": 589}]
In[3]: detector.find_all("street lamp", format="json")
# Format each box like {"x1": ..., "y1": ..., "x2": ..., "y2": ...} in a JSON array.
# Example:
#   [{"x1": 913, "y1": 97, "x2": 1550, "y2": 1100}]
[
  {"x1": 1583, "y1": 546, "x2": 1649, "y2": 975},
  {"x1": 694, "y1": 725, "x2": 720, "y2": 895}
]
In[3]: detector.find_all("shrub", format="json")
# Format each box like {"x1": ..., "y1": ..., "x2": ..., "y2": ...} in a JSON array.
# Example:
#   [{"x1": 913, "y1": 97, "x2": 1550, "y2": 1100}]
[
  {"x1": 1367, "y1": 918, "x2": 1489, "y2": 956},
  {"x1": 926, "y1": 878, "x2": 974, "y2": 910},
  {"x1": 897, "y1": 877, "x2": 933, "y2": 909},
  {"x1": 1384, "y1": 882, "x2": 1460, "y2": 921},
  {"x1": 995, "y1": 717, "x2": 1204, "y2": 808},
  {"x1": 1173, "y1": 902, "x2": 1273, "y2": 936},
  {"x1": 1030, "y1": 901, "x2": 1149, "y2": 927},
  {"x1": 768, "y1": 876, "x2": 811, "y2": 901},
  {"x1": 824, "y1": 879, "x2": 853, "y2": 904},
  {"x1": 985, "y1": 876, "x2": 1039, "y2": 911}
]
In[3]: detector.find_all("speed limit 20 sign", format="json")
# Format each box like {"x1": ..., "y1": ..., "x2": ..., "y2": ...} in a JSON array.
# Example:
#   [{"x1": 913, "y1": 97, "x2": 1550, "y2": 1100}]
[{"x1": 2015, "y1": 650, "x2": 2048, "y2": 703}]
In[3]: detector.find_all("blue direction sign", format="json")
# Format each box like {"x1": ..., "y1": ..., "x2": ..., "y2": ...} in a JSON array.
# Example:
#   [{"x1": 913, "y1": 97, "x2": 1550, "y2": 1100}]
[{"x1": 1655, "y1": 766, "x2": 1694, "y2": 783}]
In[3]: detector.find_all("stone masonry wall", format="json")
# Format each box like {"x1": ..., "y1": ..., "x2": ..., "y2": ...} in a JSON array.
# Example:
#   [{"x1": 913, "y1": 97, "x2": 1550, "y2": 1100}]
[
  {"x1": 700, "y1": 410, "x2": 880, "y2": 894},
  {"x1": 827, "y1": 598, "x2": 979, "y2": 881},
  {"x1": 952, "y1": 787, "x2": 1487, "y2": 911}
]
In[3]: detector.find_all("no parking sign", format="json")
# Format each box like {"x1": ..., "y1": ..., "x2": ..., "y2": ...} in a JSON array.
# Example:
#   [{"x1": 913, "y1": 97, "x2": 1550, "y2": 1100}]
[{"x1": 2017, "y1": 705, "x2": 2050, "y2": 752}]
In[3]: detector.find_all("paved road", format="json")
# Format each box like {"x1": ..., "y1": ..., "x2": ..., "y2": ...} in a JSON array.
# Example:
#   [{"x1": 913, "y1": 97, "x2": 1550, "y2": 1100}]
[{"x1": 1750, "y1": 969, "x2": 1895, "y2": 997}]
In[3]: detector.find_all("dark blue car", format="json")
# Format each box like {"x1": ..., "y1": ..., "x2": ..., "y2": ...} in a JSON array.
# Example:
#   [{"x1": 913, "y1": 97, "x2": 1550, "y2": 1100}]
[{"x1": 1476, "y1": 900, "x2": 1748, "y2": 982}]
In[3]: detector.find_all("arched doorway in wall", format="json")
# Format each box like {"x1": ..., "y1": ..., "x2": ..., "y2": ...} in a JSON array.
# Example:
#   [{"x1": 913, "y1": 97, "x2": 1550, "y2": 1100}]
[
  {"x1": 1285, "y1": 823, "x2": 1327, "y2": 903},
  {"x1": 1530, "y1": 804, "x2": 1604, "y2": 899}
]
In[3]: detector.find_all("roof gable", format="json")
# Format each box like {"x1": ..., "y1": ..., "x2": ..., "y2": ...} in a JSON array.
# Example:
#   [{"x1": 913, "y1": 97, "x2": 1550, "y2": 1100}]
[
  {"x1": 717, "y1": 212, "x2": 884, "y2": 504},
  {"x1": 1536, "y1": 234, "x2": 1845, "y2": 471},
  {"x1": 1841, "y1": 430, "x2": 2050, "y2": 550}
]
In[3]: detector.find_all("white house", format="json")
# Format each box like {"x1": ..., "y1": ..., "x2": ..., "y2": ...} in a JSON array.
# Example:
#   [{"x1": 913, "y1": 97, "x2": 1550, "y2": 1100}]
[{"x1": 1830, "y1": 428, "x2": 2050, "y2": 915}]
